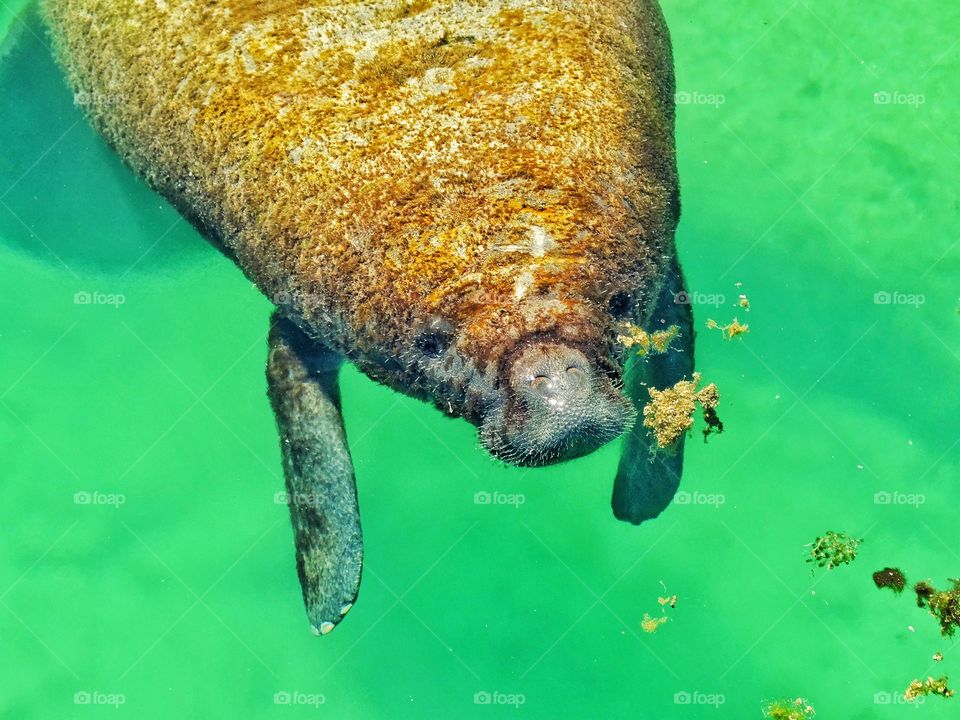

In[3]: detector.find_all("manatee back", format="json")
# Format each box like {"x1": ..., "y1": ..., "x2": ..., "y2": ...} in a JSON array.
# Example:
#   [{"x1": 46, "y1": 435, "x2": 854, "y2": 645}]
[{"x1": 44, "y1": 0, "x2": 678, "y2": 358}]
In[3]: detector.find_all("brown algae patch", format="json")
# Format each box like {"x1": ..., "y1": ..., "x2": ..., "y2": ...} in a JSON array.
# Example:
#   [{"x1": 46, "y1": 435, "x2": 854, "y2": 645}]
[
  {"x1": 616, "y1": 322, "x2": 679, "y2": 356},
  {"x1": 762, "y1": 698, "x2": 816, "y2": 719},
  {"x1": 642, "y1": 372, "x2": 722, "y2": 449},
  {"x1": 915, "y1": 578, "x2": 960, "y2": 637},
  {"x1": 904, "y1": 676, "x2": 954, "y2": 702},
  {"x1": 706, "y1": 317, "x2": 749, "y2": 340},
  {"x1": 640, "y1": 613, "x2": 667, "y2": 633}
]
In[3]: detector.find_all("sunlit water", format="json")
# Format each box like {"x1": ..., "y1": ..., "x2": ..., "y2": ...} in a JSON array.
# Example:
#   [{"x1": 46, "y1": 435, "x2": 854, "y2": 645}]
[{"x1": 2, "y1": 2, "x2": 959, "y2": 717}]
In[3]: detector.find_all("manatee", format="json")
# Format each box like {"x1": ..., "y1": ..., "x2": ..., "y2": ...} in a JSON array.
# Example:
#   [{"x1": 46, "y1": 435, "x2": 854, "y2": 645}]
[{"x1": 44, "y1": 0, "x2": 695, "y2": 635}]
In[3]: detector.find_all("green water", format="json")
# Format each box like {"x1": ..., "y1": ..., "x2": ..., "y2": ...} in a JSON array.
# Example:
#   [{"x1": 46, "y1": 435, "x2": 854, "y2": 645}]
[{"x1": 1, "y1": 2, "x2": 958, "y2": 717}]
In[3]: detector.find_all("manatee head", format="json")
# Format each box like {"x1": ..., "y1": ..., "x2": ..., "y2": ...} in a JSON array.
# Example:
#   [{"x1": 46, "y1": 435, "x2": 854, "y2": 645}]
[
  {"x1": 399, "y1": 289, "x2": 639, "y2": 467},
  {"x1": 479, "y1": 338, "x2": 637, "y2": 466}
]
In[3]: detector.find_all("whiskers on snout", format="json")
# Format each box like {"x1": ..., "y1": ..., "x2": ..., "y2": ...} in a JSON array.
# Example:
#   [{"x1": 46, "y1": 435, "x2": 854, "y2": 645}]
[{"x1": 479, "y1": 342, "x2": 635, "y2": 467}]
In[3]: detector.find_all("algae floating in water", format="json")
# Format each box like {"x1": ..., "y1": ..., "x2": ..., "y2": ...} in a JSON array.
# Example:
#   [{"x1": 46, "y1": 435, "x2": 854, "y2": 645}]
[
  {"x1": 914, "y1": 579, "x2": 960, "y2": 637},
  {"x1": 616, "y1": 322, "x2": 680, "y2": 357},
  {"x1": 706, "y1": 317, "x2": 750, "y2": 339},
  {"x1": 872, "y1": 567, "x2": 907, "y2": 593},
  {"x1": 805, "y1": 531, "x2": 861, "y2": 570},
  {"x1": 904, "y1": 675, "x2": 954, "y2": 701},
  {"x1": 642, "y1": 372, "x2": 722, "y2": 449},
  {"x1": 640, "y1": 613, "x2": 668, "y2": 634},
  {"x1": 762, "y1": 697, "x2": 816, "y2": 719}
]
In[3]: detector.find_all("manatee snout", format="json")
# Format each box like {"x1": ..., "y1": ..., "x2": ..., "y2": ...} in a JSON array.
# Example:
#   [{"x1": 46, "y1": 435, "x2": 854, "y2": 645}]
[{"x1": 481, "y1": 342, "x2": 636, "y2": 466}]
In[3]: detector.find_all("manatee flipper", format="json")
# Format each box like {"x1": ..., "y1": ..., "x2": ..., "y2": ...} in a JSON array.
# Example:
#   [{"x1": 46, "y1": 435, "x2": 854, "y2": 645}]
[
  {"x1": 612, "y1": 256, "x2": 695, "y2": 524},
  {"x1": 266, "y1": 313, "x2": 361, "y2": 635}
]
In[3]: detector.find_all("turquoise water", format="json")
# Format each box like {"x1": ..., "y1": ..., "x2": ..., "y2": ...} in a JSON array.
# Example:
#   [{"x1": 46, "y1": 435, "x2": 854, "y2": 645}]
[{"x1": 2, "y1": 1, "x2": 959, "y2": 717}]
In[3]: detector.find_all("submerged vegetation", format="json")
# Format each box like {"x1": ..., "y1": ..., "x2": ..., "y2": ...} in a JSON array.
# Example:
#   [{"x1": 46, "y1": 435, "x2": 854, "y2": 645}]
[
  {"x1": 616, "y1": 322, "x2": 680, "y2": 357},
  {"x1": 904, "y1": 676, "x2": 954, "y2": 701},
  {"x1": 872, "y1": 567, "x2": 907, "y2": 593},
  {"x1": 642, "y1": 373, "x2": 722, "y2": 449},
  {"x1": 914, "y1": 579, "x2": 960, "y2": 637},
  {"x1": 641, "y1": 587, "x2": 678, "y2": 634},
  {"x1": 762, "y1": 697, "x2": 816, "y2": 719},
  {"x1": 706, "y1": 317, "x2": 750, "y2": 340},
  {"x1": 640, "y1": 613, "x2": 668, "y2": 634},
  {"x1": 874, "y1": 569, "x2": 959, "y2": 697},
  {"x1": 805, "y1": 531, "x2": 862, "y2": 570}
]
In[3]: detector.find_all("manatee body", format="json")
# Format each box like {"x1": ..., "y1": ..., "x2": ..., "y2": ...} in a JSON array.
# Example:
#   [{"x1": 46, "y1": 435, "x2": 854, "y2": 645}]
[{"x1": 45, "y1": 0, "x2": 695, "y2": 634}]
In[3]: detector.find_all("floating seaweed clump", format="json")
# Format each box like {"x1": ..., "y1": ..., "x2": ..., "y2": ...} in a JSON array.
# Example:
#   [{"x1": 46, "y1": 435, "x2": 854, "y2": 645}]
[
  {"x1": 806, "y1": 531, "x2": 861, "y2": 570},
  {"x1": 904, "y1": 676, "x2": 954, "y2": 701},
  {"x1": 642, "y1": 373, "x2": 722, "y2": 449},
  {"x1": 873, "y1": 567, "x2": 907, "y2": 593},
  {"x1": 914, "y1": 579, "x2": 960, "y2": 637},
  {"x1": 640, "y1": 613, "x2": 668, "y2": 634},
  {"x1": 762, "y1": 697, "x2": 816, "y2": 719},
  {"x1": 616, "y1": 322, "x2": 680, "y2": 357},
  {"x1": 706, "y1": 317, "x2": 749, "y2": 339}
]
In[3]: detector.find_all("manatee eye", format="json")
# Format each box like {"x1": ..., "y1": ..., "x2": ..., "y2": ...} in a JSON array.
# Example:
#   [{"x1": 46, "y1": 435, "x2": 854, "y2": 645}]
[
  {"x1": 413, "y1": 317, "x2": 454, "y2": 358},
  {"x1": 608, "y1": 291, "x2": 633, "y2": 319}
]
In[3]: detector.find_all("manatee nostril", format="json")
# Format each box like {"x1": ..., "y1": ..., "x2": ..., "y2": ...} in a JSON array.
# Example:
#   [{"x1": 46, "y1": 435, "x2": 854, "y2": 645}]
[
  {"x1": 511, "y1": 343, "x2": 596, "y2": 405},
  {"x1": 565, "y1": 365, "x2": 588, "y2": 388},
  {"x1": 529, "y1": 374, "x2": 554, "y2": 395}
]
